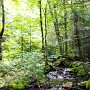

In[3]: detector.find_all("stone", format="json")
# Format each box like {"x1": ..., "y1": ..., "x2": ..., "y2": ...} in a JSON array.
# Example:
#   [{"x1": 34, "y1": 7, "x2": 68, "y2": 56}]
[{"x1": 62, "y1": 82, "x2": 73, "y2": 89}]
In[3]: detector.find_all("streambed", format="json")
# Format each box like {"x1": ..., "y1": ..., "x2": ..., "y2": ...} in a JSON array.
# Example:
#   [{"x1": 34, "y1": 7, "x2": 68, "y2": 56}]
[
  {"x1": 45, "y1": 68, "x2": 76, "y2": 90},
  {"x1": 28, "y1": 67, "x2": 82, "y2": 90}
]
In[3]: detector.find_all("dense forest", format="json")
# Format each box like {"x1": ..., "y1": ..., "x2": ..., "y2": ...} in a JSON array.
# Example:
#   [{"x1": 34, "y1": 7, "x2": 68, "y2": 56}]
[{"x1": 0, "y1": 0, "x2": 90, "y2": 90}]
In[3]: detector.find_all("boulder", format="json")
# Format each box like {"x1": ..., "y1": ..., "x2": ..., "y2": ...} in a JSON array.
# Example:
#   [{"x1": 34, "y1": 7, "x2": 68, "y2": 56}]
[{"x1": 62, "y1": 82, "x2": 73, "y2": 89}]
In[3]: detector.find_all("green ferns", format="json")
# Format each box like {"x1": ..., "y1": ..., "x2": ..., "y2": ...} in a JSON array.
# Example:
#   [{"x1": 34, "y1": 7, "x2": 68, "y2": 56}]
[{"x1": 71, "y1": 61, "x2": 87, "y2": 76}]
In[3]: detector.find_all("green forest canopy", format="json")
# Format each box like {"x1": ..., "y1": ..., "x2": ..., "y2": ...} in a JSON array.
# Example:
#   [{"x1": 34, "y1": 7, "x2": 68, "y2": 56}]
[{"x1": 0, "y1": 0, "x2": 90, "y2": 60}]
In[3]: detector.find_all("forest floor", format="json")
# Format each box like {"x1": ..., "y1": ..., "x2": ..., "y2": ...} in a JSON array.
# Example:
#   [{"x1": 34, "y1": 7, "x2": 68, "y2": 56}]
[{"x1": 0, "y1": 56, "x2": 90, "y2": 90}]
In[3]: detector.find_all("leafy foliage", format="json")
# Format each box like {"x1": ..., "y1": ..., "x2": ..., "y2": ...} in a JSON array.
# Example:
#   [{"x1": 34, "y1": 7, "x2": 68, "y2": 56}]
[
  {"x1": 71, "y1": 61, "x2": 87, "y2": 76},
  {"x1": 81, "y1": 79, "x2": 90, "y2": 89},
  {"x1": 0, "y1": 52, "x2": 45, "y2": 89}
]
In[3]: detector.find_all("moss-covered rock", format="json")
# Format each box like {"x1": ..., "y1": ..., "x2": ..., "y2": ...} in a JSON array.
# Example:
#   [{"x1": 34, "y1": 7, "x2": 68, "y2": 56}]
[{"x1": 9, "y1": 82, "x2": 24, "y2": 90}]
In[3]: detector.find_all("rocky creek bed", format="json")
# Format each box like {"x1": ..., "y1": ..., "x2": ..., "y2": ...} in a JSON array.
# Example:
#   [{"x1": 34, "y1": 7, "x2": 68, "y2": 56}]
[{"x1": 25, "y1": 66, "x2": 88, "y2": 90}]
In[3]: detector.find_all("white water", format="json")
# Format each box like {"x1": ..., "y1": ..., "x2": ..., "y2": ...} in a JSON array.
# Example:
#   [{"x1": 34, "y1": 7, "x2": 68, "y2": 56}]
[{"x1": 46, "y1": 68, "x2": 74, "y2": 81}]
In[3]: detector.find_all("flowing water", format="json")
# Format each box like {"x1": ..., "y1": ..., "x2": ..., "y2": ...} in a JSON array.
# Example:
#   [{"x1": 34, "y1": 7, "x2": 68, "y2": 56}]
[
  {"x1": 29, "y1": 68, "x2": 76, "y2": 90},
  {"x1": 46, "y1": 68, "x2": 75, "y2": 81},
  {"x1": 28, "y1": 68, "x2": 79, "y2": 90},
  {"x1": 45, "y1": 68, "x2": 75, "y2": 90}
]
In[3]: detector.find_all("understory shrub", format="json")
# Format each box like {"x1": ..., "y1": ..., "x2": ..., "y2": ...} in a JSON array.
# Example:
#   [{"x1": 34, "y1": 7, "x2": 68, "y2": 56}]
[{"x1": 0, "y1": 51, "x2": 45, "y2": 89}]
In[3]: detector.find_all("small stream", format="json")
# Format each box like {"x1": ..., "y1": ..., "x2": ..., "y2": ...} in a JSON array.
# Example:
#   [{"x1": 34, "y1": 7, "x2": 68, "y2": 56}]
[
  {"x1": 46, "y1": 68, "x2": 75, "y2": 90},
  {"x1": 28, "y1": 67, "x2": 82, "y2": 90},
  {"x1": 46, "y1": 68, "x2": 75, "y2": 81},
  {"x1": 32, "y1": 68, "x2": 77, "y2": 90}
]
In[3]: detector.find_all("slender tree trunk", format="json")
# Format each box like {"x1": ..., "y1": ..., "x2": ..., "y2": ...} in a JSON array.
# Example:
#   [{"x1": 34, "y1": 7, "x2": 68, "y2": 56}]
[
  {"x1": 82, "y1": 0, "x2": 86, "y2": 60},
  {"x1": 39, "y1": 0, "x2": 44, "y2": 52},
  {"x1": 0, "y1": 0, "x2": 5, "y2": 60},
  {"x1": 0, "y1": 40, "x2": 2, "y2": 60},
  {"x1": 29, "y1": 28, "x2": 32, "y2": 52},
  {"x1": 21, "y1": 31, "x2": 24, "y2": 60},
  {"x1": 63, "y1": 0, "x2": 68, "y2": 55},
  {"x1": 62, "y1": 36, "x2": 65, "y2": 53},
  {"x1": 54, "y1": 9, "x2": 62, "y2": 54},
  {"x1": 64, "y1": 12, "x2": 68, "y2": 54},
  {"x1": 47, "y1": 0, "x2": 62, "y2": 54},
  {"x1": 73, "y1": 10, "x2": 82, "y2": 59},
  {"x1": 44, "y1": 5, "x2": 48, "y2": 65}
]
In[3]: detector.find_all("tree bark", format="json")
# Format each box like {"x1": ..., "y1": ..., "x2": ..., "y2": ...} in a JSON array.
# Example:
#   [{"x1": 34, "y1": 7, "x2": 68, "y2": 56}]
[
  {"x1": 21, "y1": 31, "x2": 24, "y2": 60},
  {"x1": 64, "y1": 12, "x2": 68, "y2": 55},
  {"x1": 29, "y1": 28, "x2": 32, "y2": 52},
  {"x1": 0, "y1": 0, "x2": 5, "y2": 60},
  {"x1": 44, "y1": 4, "x2": 48, "y2": 65},
  {"x1": 39, "y1": 0, "x2": 44, "y2": 52},
  {"x1": 73, "y1": 10, "x2": 82, "y2": 59},
  {"x1": 47, "y1": 0, "x2": 62, "y2": 54},
  {"x1": 64, "y1": 0, "x2": 68, "y2": 55}
]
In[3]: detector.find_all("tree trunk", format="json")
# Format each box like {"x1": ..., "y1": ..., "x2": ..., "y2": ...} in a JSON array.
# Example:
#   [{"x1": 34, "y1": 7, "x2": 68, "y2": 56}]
[
  {"x1": 0, "y1": 0, "x2": 5, "y2": 60},
  {"x1": 21, "y1": 31, "x2": 24, "y2": 60},
  {"x1": 29, "y1": 28, "x2": 32, "y2": 52},
  {"x1": 54, "y1": 9, "x2": 62, "y2": 54},
  {"x1": 73, "y1": 10, "x2": 82, "y2": 59},
  {"x1": 44, "y1": 5, "x2": 48, "y2": 65},
  {"x1": 47, "y1": 0, "x2": 62, "y2": 54},
  {"x1": 64, "y1": 13, "x2": 68, "y2": 55},
  {"x1": 39, "y1": 0, "x2": 44, "y2": 52},
  {"x1": 63, "y1": 0, "x2": 68, "y2": 55},
  {"x1": 0, "y1": 40, "x2": 2, "y2": 60}
]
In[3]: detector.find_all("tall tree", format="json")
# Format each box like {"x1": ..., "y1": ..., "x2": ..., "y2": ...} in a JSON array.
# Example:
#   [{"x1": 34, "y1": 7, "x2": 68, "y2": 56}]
[
  {"x1": 47, "y1": 0, "x2": 62, "y2": 54},
  {"x1": 0, "y1": 0, "x2": 5, "y2": 60},
  {"x1": 39, "y1": 0, "x2": 44, "y2": 52},
  {"x1": 73, "y1": 10, "x2": 82, "y2": 59},
  {"x1": 44, "y1": 4, "x2": 48, "y2": 65},
  {"x1": 63, "y1": 0, "x2": 68, "y2": 55}
]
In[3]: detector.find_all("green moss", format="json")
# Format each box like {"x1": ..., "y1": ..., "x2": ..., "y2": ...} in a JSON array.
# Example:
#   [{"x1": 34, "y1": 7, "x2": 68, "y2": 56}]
[
  {"x1": 49, "y1": 79, "x2": 63, "y2": 87},
  {"x1": 81, "y1": 79, "x2": 90, "y2": 89},
  {"x1": 0, "y1": 73, "x2": 4, "y2": 77},
  {"x1": 71, "y1": 67, "x2": 80, "y2": 73},
  {"x1": 9, "y1": 83, "x2": 24, "y2": 90},
  {"x1": 78, "y1": 69, "x2": 87, "y2": 76}
]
